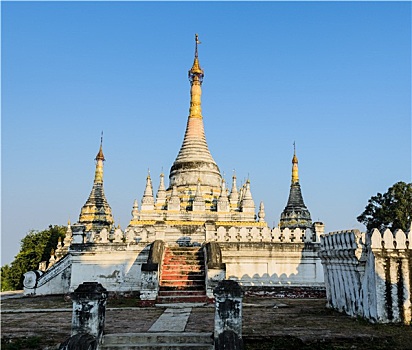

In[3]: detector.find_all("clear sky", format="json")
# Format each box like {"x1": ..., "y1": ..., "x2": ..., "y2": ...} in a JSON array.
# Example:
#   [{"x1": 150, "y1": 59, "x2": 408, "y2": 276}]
[{"x1": 2, "y1": 1, "x2": 411, "y2": 266}]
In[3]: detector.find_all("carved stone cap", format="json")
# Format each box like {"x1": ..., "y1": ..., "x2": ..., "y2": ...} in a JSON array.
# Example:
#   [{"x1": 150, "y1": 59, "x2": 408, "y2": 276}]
[
  {"x1": 71, "y1": 282, "x2": 108, "y2": 301},
  {"x1": 213, "y1": 280, "x2": 243, "y2": 298}
]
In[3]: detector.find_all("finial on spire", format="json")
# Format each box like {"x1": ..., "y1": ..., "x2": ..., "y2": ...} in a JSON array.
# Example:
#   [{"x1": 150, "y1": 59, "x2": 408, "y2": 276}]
[
  {"x1": 95, "y1": 132, "x2": 105, "y2": 161},
  {"x1": 292, "y1": 142, "x2": 298, "y2": 164},
  {"x1": 189, "y1": 34, "x2": 204, "y2": 82},
  {"x1": 195, "y1": 33, "x2": 201, "y2": 58}
]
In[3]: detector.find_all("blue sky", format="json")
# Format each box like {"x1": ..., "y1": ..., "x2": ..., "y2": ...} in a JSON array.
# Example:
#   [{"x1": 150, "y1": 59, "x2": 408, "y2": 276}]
[{"x1": 2, "y1": 1, "x2": 411, "y2": 265}]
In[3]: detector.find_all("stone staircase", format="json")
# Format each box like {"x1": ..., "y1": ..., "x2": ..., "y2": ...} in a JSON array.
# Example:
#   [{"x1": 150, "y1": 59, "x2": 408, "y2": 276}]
[
  {"x1": 157, "y1": 247, "x2": 208, "y2": 303},
  {"x1": 100, "y1": 332, "x2": 213, "y2": 349}
]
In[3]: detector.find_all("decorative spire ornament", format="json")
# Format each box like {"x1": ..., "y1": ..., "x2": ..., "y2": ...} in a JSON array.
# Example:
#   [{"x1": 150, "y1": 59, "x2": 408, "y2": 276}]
[
  {"x1": 156, "y1": 172, "x2": 167, "y2": 207},
  {"x1": 188, "y1": 33, "x2": 204, "y2": 118},
  {"x1": 192, "y1": 178, "x2": 206, "y2": 211},
  {"x1": 189, "y1": 33, "x2": 204, "y2": 84},
  {"x1": 64, "y1": 220, "x2": 72, "y2": 246},
  {"x1": 141, "y1": 171, "x2": 155, "y2": 210},
  {"x1": 131, "y1": 199, "x2": 139, "y2": 220},
  {"x1": 194, "y1": 178, "x2": 203, "y2": 200},
  {"x1": 94, "y1": 133, "x2": 105, "y2": 183},
  {"x1": 279, "y1": 145, "x2": 312, "y2": 230},
  {"x1": 229, "y1": 172, "x2": 239, "y2": 210},
  {"x1": 168, "y1": 185, "x2": 181, "y2": 211},
  {"x1": 78, "y1": 136, "x2": 114, "y2": 232},
  {"x1": 258, "y1": 202, "x2": 266, "y2": 222},
  {"x1": 292, "y1": 141, "x2": 299, "y2": 184},
  {"x1": 169, "y1": 34, "x2": 221, "y2": 191},
  {"x1": 241, "y1": 179, "x2": 256, "y2": 213},
  {"x1": 218, "y1": 178, "x2": 230, "y2": 212}
]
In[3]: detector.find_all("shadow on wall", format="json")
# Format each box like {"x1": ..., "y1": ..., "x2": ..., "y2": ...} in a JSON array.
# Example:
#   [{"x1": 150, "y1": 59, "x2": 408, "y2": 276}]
[
  {"x1": 176, "y1": 236, "x2": 202, "y2": 247},
  {"x1": 370, "y1": 260, "x2": 412, "y2": 324},
  {"x1": 225, "y1": 243, "x2": 323, "y2": 288}
]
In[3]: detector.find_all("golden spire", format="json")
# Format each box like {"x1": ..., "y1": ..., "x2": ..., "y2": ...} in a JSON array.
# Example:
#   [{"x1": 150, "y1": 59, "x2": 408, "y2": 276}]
[
  {"x1": 95, "y1": 131, "x2": 105, "y2": 161},
  {"x1": 292, "y1": 142, "x2": 299, "y2": 184},
  {"x1": 188, "y1": 34, "x2": 204, "y2": 120},
  {"x1": 94, "y1": 134, "x2": 105, "y2": 183},
  {"x1": 169, "y1": 34, "x2": 221, "y2": 191},
  {"x1": 79, "y1": 135, "x2": 114, "y2": 232},
  {"x1": 280, "y1": 142, "x2": 312, "y2": 230}
]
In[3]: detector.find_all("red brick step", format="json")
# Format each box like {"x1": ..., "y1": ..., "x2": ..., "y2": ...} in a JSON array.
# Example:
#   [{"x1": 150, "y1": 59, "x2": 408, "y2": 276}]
[{"x1": 157, "y1": 246, "x2": 207, "y2": 304}]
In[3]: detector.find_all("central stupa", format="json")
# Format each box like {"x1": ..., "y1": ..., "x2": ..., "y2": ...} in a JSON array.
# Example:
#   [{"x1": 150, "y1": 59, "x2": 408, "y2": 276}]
[
  {"x1": 133, "y1": 34, "x2": 257, "y2": 219},
  {"x1": 169, "y1": 34, "x2": 222, "y2": 195}
]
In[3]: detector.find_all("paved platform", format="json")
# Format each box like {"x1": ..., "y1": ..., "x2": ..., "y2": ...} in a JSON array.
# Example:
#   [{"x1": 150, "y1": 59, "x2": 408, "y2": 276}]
[
  {"x1": 2, "y1": 295, "x2": 412, "y2": 349},
  {"x1": 0, "y1": 290, "x2": 24, "y2": 300}
]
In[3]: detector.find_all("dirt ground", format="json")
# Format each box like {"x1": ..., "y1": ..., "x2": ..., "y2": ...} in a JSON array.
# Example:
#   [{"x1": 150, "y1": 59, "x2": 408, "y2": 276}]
[{"x1": 1, "y1": 295, "x2": 412, "y2": 350}]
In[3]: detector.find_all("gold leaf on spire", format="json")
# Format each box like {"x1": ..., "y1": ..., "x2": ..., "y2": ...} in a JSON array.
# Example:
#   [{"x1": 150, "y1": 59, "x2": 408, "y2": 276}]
[{"x1": 292, "y1": 143, "x2": 299, "y2": 183}]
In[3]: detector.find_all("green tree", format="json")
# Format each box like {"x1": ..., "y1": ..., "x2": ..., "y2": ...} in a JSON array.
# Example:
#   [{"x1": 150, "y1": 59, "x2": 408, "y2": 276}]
[
  {"x1": 357, "y1": 181, "x2": 412, "y2": 232},
  {"x1": 0, "y1": 264, "x2": 13, "y2": 291},
  {"x1": 1, "y1": 225, "x2": 66, "y2": 291}
]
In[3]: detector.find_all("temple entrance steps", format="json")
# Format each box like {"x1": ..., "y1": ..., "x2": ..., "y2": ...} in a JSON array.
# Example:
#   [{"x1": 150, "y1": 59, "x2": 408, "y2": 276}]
[
  {"x1": 157, "y1": 246, "x2": 208, "y2": 303},
  {"x1": 100, "y1": 332, "x2": 213, "y2": 349}
]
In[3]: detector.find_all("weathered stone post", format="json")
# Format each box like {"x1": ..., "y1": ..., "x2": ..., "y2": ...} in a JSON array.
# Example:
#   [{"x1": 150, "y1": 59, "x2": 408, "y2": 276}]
[
  {"x1": 71, "y1": 282, "x2": 107, "y2": 341},
  {"x1": 59, "y1": 282, "x2": 108, "y2": 350},
  {"x1": 140, "y1": 240, "x2": 164, "y2": 302},
  {"x1": 213, "y1": 280, "x2": 244, "y2": 350}
]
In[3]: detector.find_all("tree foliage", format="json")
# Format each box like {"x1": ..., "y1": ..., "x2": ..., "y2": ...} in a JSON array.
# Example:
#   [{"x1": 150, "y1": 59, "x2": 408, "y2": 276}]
[
  {"x1": 357, "y1": 181, "x2": 412, "y2": 233},
  {"x1": 1, "y1": 225, "x2": 66, "y2": 291}
]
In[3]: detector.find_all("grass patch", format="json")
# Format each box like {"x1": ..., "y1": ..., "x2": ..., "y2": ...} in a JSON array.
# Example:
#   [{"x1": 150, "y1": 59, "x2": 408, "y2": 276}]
[
  {"x1": 106, "y1": 297, "x2": 141, "y2": 308},
  {"x1": 244, "y1": 335, "x2": 397, "y2": 350},
  {"x1": 1, "y1": 336, "x2": 42, "y2": 350}
]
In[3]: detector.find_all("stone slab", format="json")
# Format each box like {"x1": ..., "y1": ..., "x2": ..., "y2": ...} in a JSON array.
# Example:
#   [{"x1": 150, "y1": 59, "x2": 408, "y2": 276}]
[{"x1": 149, "y1": 308, "x2": 192, "y2": 332}]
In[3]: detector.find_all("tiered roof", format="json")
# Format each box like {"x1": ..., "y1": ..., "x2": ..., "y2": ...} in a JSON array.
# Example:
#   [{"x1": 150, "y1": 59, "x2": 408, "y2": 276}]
[
  {"x1": 279, "y1": 146, "x2": 312, "y2": 230},
  {"x1": 78, "y1": 140, "x2": 114, "y2": 232}
]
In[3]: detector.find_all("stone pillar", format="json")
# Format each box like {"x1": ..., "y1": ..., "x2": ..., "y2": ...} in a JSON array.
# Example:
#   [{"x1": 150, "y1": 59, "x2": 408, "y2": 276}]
[
  {"x1": 313, "y1": 222, "x2": 324, "y2": 243},
  {"x1": 213, "y1": 280, "x2": 244, "y2": 350},
  {"x1": 140, "y1": 264, "x2": 159, "y2": 301},
  {"x1": 71, "y1": 224, "x2": 85, "y2": 245},
  {"x1": 204, "y1": 242, "x2": 226, "y2": 299},
  {"x1": 71, "y1": 282, "x2": 108, "y2": 341},
  {"x1": 401, "y1": 256, "x2": 411, "y2": 323}
]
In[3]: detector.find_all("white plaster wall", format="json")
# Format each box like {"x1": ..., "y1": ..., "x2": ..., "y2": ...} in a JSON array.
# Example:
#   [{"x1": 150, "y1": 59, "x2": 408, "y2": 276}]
[
  {"x1": 24, "y1": 255, "x2": 72, "y2": 296},
  {"x1": 221, "y1": 243, "x2": 324, "y2": 286},
  {"x1": 36, "y1": 268, "x2": 71, "y2": 295},
  {"x1": 70, "y1": 246, "x2": 149, "y2": 292}
]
